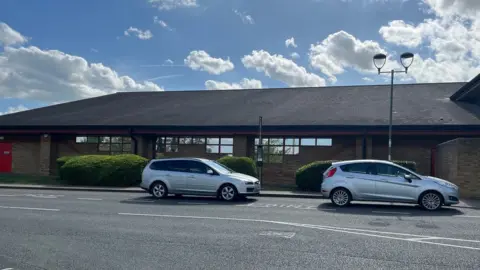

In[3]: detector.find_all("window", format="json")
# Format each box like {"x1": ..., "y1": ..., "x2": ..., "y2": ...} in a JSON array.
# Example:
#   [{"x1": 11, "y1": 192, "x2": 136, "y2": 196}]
[
  {"x1": 300, "y1": 138, "x2": 333, "y2": 146},
  {"x1": 376, "y1": 163, "x2": 415, "y2": 178},
  {"x1": 340, "y1": 163, "x2": 376, "y2": 175},
  {"x1": 164, "y1": 160, "x2": 189, "y2": 172},
  {"x1": 75, "y1": 136, "x2": 132, "y2": 155},
  {"x1": 185, "y1": 160, "x2": 209, "y2": 174},
  {"x1": 206, "y1": 137, "x2": 233, "y2": 154},
  {"x1": 150, "y1": 161, "x2": 168, "y2": 171},
  {"x1": 156, "y1": 136, "x2": 208, "y2": 154},
  {"x1": 254, "y1": 137, "x2": 300, "y2": 163}
]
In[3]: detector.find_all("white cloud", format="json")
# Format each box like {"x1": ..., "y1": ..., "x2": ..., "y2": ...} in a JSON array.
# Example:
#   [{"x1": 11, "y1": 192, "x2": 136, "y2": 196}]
[
  {"x1": 205, "y1": 78, "x2": 263, "y2": 90},
  {"x1": 164, "y1": 59, "x2": 174, "y2": 65},
  {"x1": 285, "y1": 37, "x2": 297, "y2": 48},
  {"x1": 0, "y1": 22, "x2": 28, "y2": 47},
  {"x1": 233, "y1": 10, "x2": 255, "y2": 25},
  {"x1": 379, "y1": 20, "x2": 424, "y2": 48},
  {"x1": 408, "y1": 54, "x2": 480, "y2": 83},
  {"x1": 362, "y1": 77, "x2": 374, "y2": 82},
  {"x1": 0, "y1": 46, "x2": 163, "y2": 103},
  {"x1": 153, "y1": 16, "x2": 173, "y2": 31},
  {"x1": 423, "y1": 0, "x2": 480, "y2": 18},
  {"x1": 0, "y1": 105, "x2": 28, "y2": 115},
  {"x1": 291, "y1": 52, "x2": 300, "y2": 59},
  {"x1": 242, "y1": 50, "x2": 326, "y2": 87},
  {"x1": 184, "y1": 50, "x2": 234, "y2": 75},
  {"x1": 148, "y1": 0, "x2": 197, "y2": 10},
  {"x1": 124, "y1": 27, "x2": 153, "y2": 40},
  {"x1": 309, "y1": 31, "x2": 385, "y2": 83}
]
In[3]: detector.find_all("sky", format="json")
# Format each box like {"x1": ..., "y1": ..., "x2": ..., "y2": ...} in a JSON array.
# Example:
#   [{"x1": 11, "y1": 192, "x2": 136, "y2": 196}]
[{"x1": 1, "y1": 0, "x2": 480, "y2": 115}]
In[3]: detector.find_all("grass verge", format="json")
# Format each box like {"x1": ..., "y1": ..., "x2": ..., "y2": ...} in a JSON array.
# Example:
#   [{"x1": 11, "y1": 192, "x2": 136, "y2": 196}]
[{"x1": 0, "y1": 173, "x2": 63, "y2": 185}]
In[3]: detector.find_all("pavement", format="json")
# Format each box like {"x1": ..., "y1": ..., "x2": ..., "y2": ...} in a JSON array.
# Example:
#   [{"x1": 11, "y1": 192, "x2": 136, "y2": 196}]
[{"x1": 0, "y1": 188, "x2": 480, "y2": 269}]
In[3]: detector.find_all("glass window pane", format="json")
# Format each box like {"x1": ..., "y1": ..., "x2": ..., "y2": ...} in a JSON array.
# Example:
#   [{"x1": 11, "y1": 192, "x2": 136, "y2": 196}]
[
  {"x1": 268, "y1": 146, "x2": 283, "y2": 155},
  {"x1": 206, "y1": 145, "x2": 219, "y2": 153},
  {"x1": 220, "y1": 137, "x2": 233, "y2": 145},
  {"x1": 99, "y1": 136, "x2": 111, "y2": 143},
  {"x1": 166, "y1": 145, "x2": 178, "y2": 152},
  {"x1": 122, "y1": 137, "x2": 131, "y2": 143},
  {"x1": 220, "y1": 145, "x2": 233, "y2": 154},
  {"x1": 285, "y1": 138, "x2": 299, "y2": 146},
  {"x1": 269, "y1": 138, "x2": 283, "y2": 145},
  {"x1": 255, "y1": 138, "x2": 268, "y2": 145},
  {"x1": 268, "y1": 155, "x2": 283, "y2": 163},
  {"x1": 301, "y1": 138, "x2": 316, "y2": 146},
  {"x1": 122, "y1": 144, "x2": 132, "y2": 152},
  {"x1": 341, "y1": 163, "x2": 375, "y2": 174},
  {"x1": 87, "y1": 136, "x2": 99, "y2": 143},
  {"x1": 75, "y1": 136, "x2": 87, "y2": 143},
  {"x1": 111, "y1": 143, "x2": 122, "y2": 152},
  {"x1": 317, "y1": 138, "x2": 333, "y2": 146},
  {"x1": 285, "y1": 146, "x2": 299, "y2": 155},
  {"x1": 179, "y1": 137, "x2": 192, "y2": 144},
  {"x1": 99, "y1": 143, "x2": 110, "y2": 151},
  {"x1": 111, "y1": 137, "x2": 122, "y2": 143},
  {"x1": 207, "y1": 137, "x2": 219, "y2": 144},
  {"x1": 192, "y1": 137, "x2": 205, "y2": 144},
  {"x1": 166, "y1": 137, "x2": 178, "y2": 144}
]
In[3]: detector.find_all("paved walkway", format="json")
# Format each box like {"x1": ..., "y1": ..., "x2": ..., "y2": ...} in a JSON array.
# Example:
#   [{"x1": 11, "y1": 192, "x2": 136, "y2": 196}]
[{"x1": 0, "y1": 183, "x2": 478, "y2": 208}]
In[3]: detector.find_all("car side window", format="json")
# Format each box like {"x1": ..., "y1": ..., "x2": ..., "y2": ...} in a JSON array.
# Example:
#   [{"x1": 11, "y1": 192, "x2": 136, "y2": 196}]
[
  {"x1": 340, "y1": 163, "x2": 376, "y2": 175},
  {"x1": 376, "y1": 163, "x2": 411, "y2": 177},
  {"x1": 185, "y1": 161, "x2": 210, "y2": 174},
  {"x1": 150, "y1": 161, "x2": 168, "y2": 171},
  {"x1": 165, "y1": 160, "x2": 190, "y2": 173}
]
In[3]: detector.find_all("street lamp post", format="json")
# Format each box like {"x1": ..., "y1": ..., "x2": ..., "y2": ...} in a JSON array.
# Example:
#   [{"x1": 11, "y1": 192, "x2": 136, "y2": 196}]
[{"x1": 373, "y1": 52, "x2": 414, "y2": 161}]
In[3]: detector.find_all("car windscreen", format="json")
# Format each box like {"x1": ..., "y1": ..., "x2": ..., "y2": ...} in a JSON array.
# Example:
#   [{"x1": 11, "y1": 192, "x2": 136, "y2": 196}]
[{"x1": 203, "y1": 160, "x2": 233, "y2": 174}]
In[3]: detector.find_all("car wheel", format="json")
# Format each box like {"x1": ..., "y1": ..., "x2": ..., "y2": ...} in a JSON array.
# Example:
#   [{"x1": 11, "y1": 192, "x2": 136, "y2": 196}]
[
  {"x1": 219, "y1": 184, "x2": 237, "y2": 201},
  {"x1": 419, "y1": 191, "x2": 443, "y2": 211},
  {"x1": 330, "y1": 188, "x2": 351, "y2": 207},
  {"x1": 151, "y1": 182, "x2": 168, "y2": 199}
]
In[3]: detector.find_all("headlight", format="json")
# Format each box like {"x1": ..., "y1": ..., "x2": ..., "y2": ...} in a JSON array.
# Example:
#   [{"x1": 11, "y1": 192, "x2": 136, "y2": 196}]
[
  {"x1": 435, "y1": 181, "x2": 457, "y2": 189},
  {"x1": 245, "y1": 181, "x2": 254, "y2": 185}
]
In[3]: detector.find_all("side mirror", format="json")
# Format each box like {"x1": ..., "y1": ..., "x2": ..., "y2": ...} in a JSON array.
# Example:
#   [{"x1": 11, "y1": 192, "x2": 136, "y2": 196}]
[
  {"x1": 403, "y1": 174, "x2": 413, "y2": 182},
  {"x1": 207, "y1": 169, "x2": 214, "y2": 175}
]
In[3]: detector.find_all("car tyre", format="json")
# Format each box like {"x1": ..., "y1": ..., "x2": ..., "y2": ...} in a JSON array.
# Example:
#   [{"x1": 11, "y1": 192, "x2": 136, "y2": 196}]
[
  {"x1": 330, "y1": 188, "x2": 351, "y2": 207},
  {"x1": 219, "y1": 184, "x2": 237, "y2": 202},
  {"x1": 151, "y1": 182, "x2": 168, "y2": 199},
  {"x1": 419, "y1": 191, "x2": 443, "y2": 211}
]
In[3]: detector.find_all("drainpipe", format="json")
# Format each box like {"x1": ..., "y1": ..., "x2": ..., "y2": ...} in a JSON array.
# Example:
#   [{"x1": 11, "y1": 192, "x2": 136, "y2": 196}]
[{"x1": 129, "y1": 128, "x2": 138, "y2": 155}]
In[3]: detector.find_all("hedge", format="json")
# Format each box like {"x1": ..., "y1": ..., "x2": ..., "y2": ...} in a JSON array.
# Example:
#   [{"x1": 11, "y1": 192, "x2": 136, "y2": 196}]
[
  {"x1": 295, "y1": 160, "x2": 417, "y2": 191},
  {"x1": 56, "y1": 156, "x2": 78, "y2": 180},
  {"x1": 217, "y1": 156, "x2": 257, "y2": 177},
  {"x1": 59, "y1": 154, "x2": 149, "y2": 186}
]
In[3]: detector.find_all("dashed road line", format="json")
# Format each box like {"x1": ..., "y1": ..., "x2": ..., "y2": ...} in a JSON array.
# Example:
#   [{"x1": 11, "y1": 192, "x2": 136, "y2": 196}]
[
  {"x1": 177, "y1": 202, "x2": 209, "y2": 205},
  {"x1": 77, "y1": 198, "x2": 103, "y2": 201},
  {"x1": 371, "y1": 211, "x2": 411, "y2": 215},
  {"x1": 458, "y1": 215, "x2": 480, "y2": 218},
  {"x1": 0, "y1": 205, "x2": 60, "y2": 211}
]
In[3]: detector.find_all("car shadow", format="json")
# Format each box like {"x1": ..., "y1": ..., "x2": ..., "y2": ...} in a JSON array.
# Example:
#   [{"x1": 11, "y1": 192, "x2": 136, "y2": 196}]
[
  {"x1": 317, "y1": 202, "x2": 465, "y2": 217},
  {"x1": 120, "y1": 195, "x2": 257, "y2": 206}
]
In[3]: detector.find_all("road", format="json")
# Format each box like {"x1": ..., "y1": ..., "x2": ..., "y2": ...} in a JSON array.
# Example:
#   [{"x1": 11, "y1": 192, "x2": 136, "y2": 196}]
[{"x1": 0, "y1": 189, "x2": 479, "y2": 270}]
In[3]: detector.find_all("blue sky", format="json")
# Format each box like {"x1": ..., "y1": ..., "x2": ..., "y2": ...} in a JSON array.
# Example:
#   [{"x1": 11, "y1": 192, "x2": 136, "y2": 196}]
[{"x1": 0, "y1": 0, "x2": 479, "y2": 114}]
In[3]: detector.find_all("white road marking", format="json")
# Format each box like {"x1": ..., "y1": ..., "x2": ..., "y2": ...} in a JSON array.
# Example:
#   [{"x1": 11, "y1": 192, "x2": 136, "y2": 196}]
[
  {"x1": 458, "y1": 215, "x2": 480, "y2": 218},
  {"x1": 117, "y1": 213, "x2": 480, "y2": 250},
  {"x1": 236, "y1": 203, "x2": 317, "y2": 210},
  {"x1": 0, "y1": 205, "x2": 59, "y2": 211},
  {"x1": 177, "y1": 202, "x2": 208, "y2": 205},
  {"x1": 400, "y1": 237, "x2": 442, "y2": 241},
  {"x1": 0, "y1": 194, "x2": 17, "y2": 197},
  {"x1": 2, "y1": 268, "x2": 14, "y2": 270},
  {"x1": 77, "y1": 198, "x2": 103, "y2": 201},
  {"x1": 259, "y1": 231, "x2": 296, "y2": 239},
  {"x1": 371, "y1": 211, "x2": 411, "y2": 215}
]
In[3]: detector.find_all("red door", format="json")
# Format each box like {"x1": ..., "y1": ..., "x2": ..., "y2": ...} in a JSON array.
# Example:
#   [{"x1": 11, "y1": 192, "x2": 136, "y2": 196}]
[{"x1": 0, "y1": 143, "x2": 12, "y2": 173}]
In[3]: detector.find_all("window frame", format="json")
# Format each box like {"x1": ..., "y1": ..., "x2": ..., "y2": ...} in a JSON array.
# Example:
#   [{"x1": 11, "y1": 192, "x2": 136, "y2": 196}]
[
  {"x1": 206, "y1": 136, "x2": 233, "y2": 154},
  {"x1": 75, "y1": 135, "x2": 132, "y2": 155}
]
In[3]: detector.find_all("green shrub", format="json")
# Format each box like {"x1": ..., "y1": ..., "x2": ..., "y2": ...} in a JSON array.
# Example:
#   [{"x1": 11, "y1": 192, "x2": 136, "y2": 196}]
[
  {"x1": 57, "y1": 156, "x2": 77, "y2": 180},
  {"x1": 217, "y1": 156, "x2": 257, "y2": 177},
  {"x1": 60, "y1": 154, "x2": 149, "y2": 186},
  {"x1": 392, "y1": 160, "x2": 417, "y2": 172},
  {"x1": 295, "y1": 160, "x2": 337, "y2": 191}
]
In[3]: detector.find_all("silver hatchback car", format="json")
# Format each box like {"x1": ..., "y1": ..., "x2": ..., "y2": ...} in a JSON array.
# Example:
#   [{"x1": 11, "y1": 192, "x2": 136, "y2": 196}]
[{"x1": 320, "y1": 159, "x2": 460, "y2": 211}]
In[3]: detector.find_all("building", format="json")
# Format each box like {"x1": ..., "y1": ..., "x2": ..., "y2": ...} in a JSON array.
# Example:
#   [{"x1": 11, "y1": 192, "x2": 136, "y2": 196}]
[{"x1": 1, "y1": 74, "x2": 480, "y2": 195}]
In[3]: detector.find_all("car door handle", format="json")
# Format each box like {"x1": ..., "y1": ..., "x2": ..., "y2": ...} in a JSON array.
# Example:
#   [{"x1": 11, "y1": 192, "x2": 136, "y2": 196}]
[
  {"x1": 346, "y1": 176, "x2": 354, "y2": 179},
  {"x1": 165, "y1": 174, "x2": 172, "y2": 177}
]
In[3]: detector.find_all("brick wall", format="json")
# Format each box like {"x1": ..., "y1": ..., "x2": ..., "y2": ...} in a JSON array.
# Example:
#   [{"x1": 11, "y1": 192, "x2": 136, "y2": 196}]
[
  {"x1": 11, "y1": 136, "x2": 40, "y2": 174},
  {"x1": 436, "y1": 138, "x2": 480, "y2": 199},
  {"x1": 372, "y1": 136, "x2": 454, "y2": 175}
]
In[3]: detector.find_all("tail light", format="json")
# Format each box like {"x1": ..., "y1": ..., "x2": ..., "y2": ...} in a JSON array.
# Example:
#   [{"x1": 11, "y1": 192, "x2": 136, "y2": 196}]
[{"x1": 325, "y1": 167, "x2": 337, "y2": 178}]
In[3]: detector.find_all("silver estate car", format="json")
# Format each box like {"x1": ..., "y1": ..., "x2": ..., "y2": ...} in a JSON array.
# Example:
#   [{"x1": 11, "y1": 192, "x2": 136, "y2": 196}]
[
  {"x1": 320, "y1": 159, "x2": 460, "y2": 211},
  {"x1": 140, "y1": 158, "x2": 260, "y2": 201}
]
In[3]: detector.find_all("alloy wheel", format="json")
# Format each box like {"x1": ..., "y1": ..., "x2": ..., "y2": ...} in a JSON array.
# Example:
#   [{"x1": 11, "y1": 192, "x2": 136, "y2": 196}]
[
  {"x1": 421, "y1": 193, "x2": 441, "y2": 210},
  {"x1": 152, "y1": 183, "x2": 166, "y2": 198},
  {"x1": 221, "y1": 186, "x2": 235, "y2": 201},
  {"x1": 332, "y1": 189, "x2": 350, "y2": 206}
]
